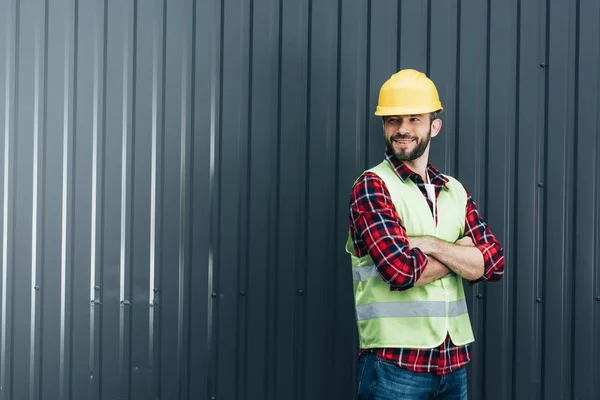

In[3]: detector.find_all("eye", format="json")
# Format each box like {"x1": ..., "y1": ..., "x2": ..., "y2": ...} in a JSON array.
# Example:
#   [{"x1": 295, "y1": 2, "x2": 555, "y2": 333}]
[
  {"x1": 387, "y1": 118, "x2": 399, "y2": 125},
  {"x1": 410, "y1": 117, "x2": 420, "y2": 122}
]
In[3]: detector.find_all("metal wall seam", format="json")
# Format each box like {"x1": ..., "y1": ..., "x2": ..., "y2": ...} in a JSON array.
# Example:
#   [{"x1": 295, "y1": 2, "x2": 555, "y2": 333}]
[
  {"x1": 572, "y1": 1, "x2": 600, "y2": 399},
  {"x1": 483, "y1": 0, "x2": 518, "y2": 398},
  {"x1": 88, "y1": 1, "x2": 107, "y2": 399},
  {"x1": 177, "y1": 0, "x2": 195, "y2": 397},
  {"x1": 59, "y1": 0, "x2": 77, "y2": 397},
  {"x1": 0, "y1": 0, "x2": 17, "y2": 398},
  {"x1": 148, "y1": 0, "x2": 166, "y2": 398},
  {"x1": 542, "y1": 0, "x2": 577, "y2": 397},
  {"x1": 456, "y1": 0, "x2": 489, "y2": 396},
  {"x1": 204, "y1": 0, "x2": 224, "y2": 398},
  {"x1": 29, "y1": 0, "x2": 48, "y2": 398}
]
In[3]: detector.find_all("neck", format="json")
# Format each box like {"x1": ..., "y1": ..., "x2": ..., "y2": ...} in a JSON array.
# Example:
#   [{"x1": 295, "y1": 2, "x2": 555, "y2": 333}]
[
  {"x1": 402, "y1": 148, "x2": 430, "y2": 182},
  {"x1": 403, "y1": 158, "x2": 429, "y2": 182}
]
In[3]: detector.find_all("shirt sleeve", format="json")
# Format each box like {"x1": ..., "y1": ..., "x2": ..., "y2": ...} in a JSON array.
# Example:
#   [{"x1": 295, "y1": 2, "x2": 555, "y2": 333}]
[
  {"x1": 349, "y1": 172, "x2": 428, "y2": 290},
  {"x1": 463, "y1": 190, "x2": 505, "y2": 284}
]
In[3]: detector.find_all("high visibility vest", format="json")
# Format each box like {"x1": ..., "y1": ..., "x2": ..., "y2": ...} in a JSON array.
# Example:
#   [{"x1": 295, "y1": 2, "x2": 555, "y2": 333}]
[{"x1": 346, "y1": 160, "x2": 475, "y2": 349}]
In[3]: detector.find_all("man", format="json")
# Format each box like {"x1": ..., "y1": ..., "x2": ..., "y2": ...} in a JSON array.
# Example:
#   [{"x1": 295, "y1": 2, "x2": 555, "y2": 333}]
[{"x1": 347, "y1": 69, "x2": 504, "y2": 399}]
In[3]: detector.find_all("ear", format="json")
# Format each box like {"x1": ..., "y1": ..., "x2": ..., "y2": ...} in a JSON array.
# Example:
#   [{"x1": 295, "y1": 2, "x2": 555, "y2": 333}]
[{"x1": 430, "y1": 118, "x2": 442, "y2": 138}]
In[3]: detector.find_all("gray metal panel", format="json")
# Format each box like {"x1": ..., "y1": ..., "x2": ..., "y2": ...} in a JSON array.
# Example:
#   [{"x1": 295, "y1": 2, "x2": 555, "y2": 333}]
[
  {"x1": 573, "y1": 2, "x2": 600, "y2": 400},
  {"x1": 243, "y1": 0, "x2": 276, "y2": 398},
  {"x1": 544, "y1": 1, "x2": 577, "y2": 399},
  {"x1": 484, "y1": 1, "x2": 518, "y2": 400},
  {"x1": 513, "y1": 0, "x2": 546, "y2": 398},
  {"x1": 455, "y1": 2, "x2": 490, "y2": 397},
  {"x1": 0, "y1": 0, "x2": 599, "y2": 399},
  {"x1": 337, "y1": 1, "x2": 368, "y2": 398}
]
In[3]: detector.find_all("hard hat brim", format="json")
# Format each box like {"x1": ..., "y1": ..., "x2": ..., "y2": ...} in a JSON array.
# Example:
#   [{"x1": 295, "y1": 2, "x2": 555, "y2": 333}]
[{"x1": 374, "y1": 105, "x2": 444, "y2": 116}]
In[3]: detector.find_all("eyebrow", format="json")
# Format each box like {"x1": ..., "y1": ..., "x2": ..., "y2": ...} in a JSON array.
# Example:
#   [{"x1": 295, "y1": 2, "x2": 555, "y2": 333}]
[{"x1": 386, "y1": 115, "x2": 424, "y2": 120}]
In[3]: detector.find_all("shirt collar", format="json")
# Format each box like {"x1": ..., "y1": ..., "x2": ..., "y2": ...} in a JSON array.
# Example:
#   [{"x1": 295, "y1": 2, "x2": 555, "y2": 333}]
[{"x1": 384, "y1": 150, "x2": 449, "y2": 189}]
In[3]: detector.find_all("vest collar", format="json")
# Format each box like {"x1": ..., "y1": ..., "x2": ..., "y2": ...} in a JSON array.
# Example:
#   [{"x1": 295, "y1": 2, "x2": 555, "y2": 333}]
[{"x1": 384, "y1": 150, "x2": 449, "y2": 190}]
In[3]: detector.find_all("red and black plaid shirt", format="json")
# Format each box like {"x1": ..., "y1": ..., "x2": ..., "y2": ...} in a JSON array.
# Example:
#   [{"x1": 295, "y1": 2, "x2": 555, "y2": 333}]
[{"x1": 349, "y1": 151, "x2": 504, "y2": 375}]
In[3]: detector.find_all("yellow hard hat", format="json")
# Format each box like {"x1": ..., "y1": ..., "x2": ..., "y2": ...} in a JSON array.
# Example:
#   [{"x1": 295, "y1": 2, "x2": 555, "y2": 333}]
[{"x1": 374, "y1": 69, "x2": 443, "y2": 116}]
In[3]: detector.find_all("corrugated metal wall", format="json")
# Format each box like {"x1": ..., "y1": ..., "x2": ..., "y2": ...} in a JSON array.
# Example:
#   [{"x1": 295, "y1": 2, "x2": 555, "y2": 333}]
[{"x1": 0, "y1": 0, "x2": 598, "y2": 399}]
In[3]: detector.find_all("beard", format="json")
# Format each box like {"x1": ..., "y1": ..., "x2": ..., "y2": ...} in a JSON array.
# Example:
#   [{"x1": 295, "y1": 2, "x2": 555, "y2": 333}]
[{"x1": 385, "y1": 129, "x2": 432, "y2": 162}]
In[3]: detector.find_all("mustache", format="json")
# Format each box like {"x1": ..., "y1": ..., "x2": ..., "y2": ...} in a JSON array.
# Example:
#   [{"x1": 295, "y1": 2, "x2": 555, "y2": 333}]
[{"x1": 390, "y1": 133, "x2": 417, "y2": 140}]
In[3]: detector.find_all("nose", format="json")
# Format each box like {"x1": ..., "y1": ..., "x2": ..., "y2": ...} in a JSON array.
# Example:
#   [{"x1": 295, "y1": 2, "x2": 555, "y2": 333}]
[{"x1": 397, "y1": 117, "x2": 411, "y2": 133}]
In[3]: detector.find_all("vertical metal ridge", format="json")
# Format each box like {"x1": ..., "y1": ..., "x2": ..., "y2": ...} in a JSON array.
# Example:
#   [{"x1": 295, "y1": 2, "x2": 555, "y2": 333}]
[
  {"x1": 331, "y1": 0, "x2": 343, "y2": 396},
  {"x1": 207, "y1": 0, "x2": 224, "y2": 398},
  {"x1": 37, "y1": 1, "x2": 50, "y2": 398},
  {"x1": 570, "y1": 0, "x2": 582, "y2": 396},
  {"x1": 511, "y1": 0, "x2": 522, "y2": 395},
  {"x1": 0, "y1": 1, "x2": 17, "y2": 398},
  {"x1": 185, "y1": 0, "x2": 197, "y2": 395},
  {"x1": 453, "y1": 0, "x2": 461, "y2": 176},
  {"x1": 153, "y1": 1, "x2": 168, "y2": 396},
  {"x1": 29, "y1": 1, "x2": 48, "y2": 398},
  {"x1": 502, "y1": 1, "x2": 519, "y2": 395},
  {"x1": 127, "y1": 2, "x2": 138, "y2": 398},
  {"x1": 539, "y1": 0, "x2": 550, "y2": 395},
  {"x1": 119, "y1": 2, "x2": 132, "y2": 306},
  {"x1": 89, "y1": 2, "x2": 108, "y2": 399},
  {"x1": 425, "y1": 0, "x2": 432, "y2": 75},
  {"x1": 595, "y1": 4, "x2": 600, "y2": 392},
  {"x1": 239, "y1": 0, "x2": 254, "y2": 398},
  {"x1": 149, "y1": 0, "x2": 166, "y2": 378},
  {"x1": 260, "y1": 0, "x2": 280, "y2": 397},
  {"x1": 595, "y1": 0, "x2": 600, "y2": 297},
  {"x1": 543, "y1": 0, "x2": 578, "y2": 394},
  {"x1": 30, "y1": 13, "x2": 41, "y2": 397},
  {"x1": 59, "y1": 0, "x2": 78, "y2": 397},
  {"x1": 177, "y1": 0, "x2": 194, "y2": 396},
  {"x1": 295, "y1": 0, "x2": 312, "y2": 397},
  {"x1": 479, "y1": 4, "x2": 493, "y2": 360},
  {"x1": 484, "y1": 0, "x2": 492, "y2": 211},
  {"x1": 395, "y1": 1, "x2": 401, "y2": 69},
  {"x1": 89, "y1": 0, "x2": 102, "y2": 369},
  {"x1": 363, "y1": 0, "x2": 371, "y2": 170},
  {"x1": 474, "y1": 0, "x2": 489, "y2": 204},
  {"x1": 69, "y1": 3, "x2": 80, "y2": 399},
  {"x1": 269, "y1": 0, "x2": 283, "y2": 397},
  {"x1": 233, "y1": 0, "x2": 252, "y2": 395},
  {"x1": 564, "y1": 0, "x2": 579, "y2": 394},
  {"x1": 118, "y1": 1, "x2": 136, "y2": 398},
  {"x1": 476, "y1": 1, "x2": 492, "y2": 395}
]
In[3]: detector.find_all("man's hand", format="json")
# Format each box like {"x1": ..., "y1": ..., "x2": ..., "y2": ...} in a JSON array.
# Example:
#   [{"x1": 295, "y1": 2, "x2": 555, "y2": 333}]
[
  {"x1": 455, "y1": 236, "x2": 475, "y2": 247},
  {"x1": 407, "y1": 236, "x2": 436, "y2": 254}
]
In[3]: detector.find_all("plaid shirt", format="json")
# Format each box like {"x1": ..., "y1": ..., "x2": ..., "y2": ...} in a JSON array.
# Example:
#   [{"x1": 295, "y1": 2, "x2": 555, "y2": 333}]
[{"x1": 349, "y1": 151, "x2": 504, "y2": 375}]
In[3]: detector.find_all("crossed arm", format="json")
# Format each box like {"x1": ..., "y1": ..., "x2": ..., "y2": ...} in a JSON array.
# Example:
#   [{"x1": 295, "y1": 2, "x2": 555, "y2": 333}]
[
  {"x1": 349, "y1": 173, "x2": 504, "y2": 290},
  {"x1": 412, "y1": 236, "x2": 483, "y2": 285}
]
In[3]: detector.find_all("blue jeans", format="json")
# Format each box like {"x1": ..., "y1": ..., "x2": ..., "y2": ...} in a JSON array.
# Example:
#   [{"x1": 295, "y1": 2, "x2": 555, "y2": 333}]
[{"x1": 356, "y1": 353, "x2": 467, "y2": 399}]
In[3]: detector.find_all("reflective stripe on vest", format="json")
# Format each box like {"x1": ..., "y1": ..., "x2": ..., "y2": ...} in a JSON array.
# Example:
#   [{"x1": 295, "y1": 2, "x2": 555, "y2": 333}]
[
  {"x1": 356, "y1": 298, "x2": 469, "y2": 320},
  {"x1": 353, "y1": 265, "x2": 456, "y2": 282},
  {"x1": 352, "y1": 265, "x2": 380, "y2": 281}
]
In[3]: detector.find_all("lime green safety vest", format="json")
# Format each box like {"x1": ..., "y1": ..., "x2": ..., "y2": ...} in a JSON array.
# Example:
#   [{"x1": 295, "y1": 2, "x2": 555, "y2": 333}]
[{"x1": 346, "y1": 160, "x2": 475, "y2": 349}]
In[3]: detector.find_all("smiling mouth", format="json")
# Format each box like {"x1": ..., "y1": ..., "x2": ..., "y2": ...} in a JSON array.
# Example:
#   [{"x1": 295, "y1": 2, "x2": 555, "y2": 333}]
[{"x1": 393, "y1": 138, "x2": 415, "y2": 147}]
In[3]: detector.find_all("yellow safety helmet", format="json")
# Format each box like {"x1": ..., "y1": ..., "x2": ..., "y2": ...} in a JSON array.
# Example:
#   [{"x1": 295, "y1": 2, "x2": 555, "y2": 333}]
[{"x1": 374, "y1": 69, "x2": 443, "y2": 116}]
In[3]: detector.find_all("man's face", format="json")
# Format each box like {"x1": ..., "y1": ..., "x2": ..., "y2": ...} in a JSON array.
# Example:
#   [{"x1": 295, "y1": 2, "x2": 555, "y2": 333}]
[{"x1": 383, "y1": 114, "x2": 436, "y2": 162}]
